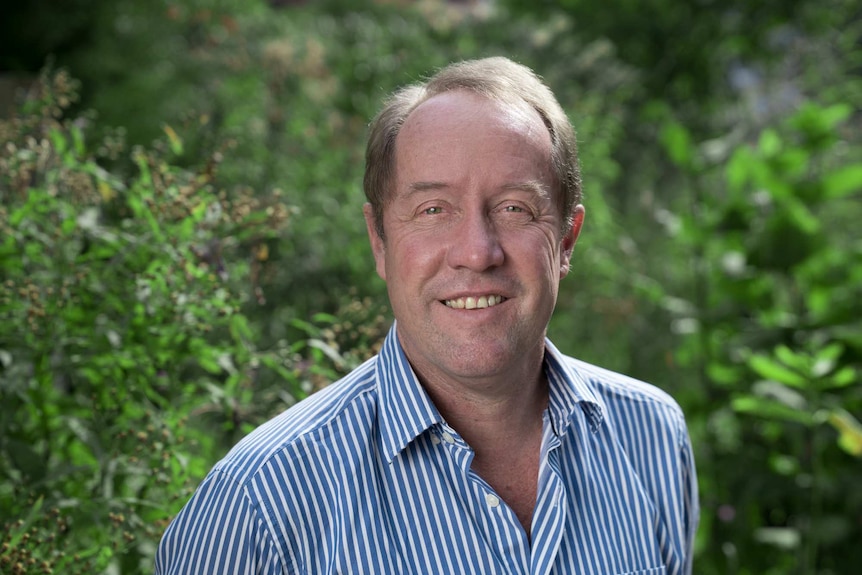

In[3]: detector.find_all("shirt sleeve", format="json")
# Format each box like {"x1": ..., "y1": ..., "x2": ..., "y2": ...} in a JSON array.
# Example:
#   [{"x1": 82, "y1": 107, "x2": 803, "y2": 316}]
[
  {"x1": 155, "y1": 469, "x2": 289, "y2": 575},
  {"x1": 679, "y1": 419, "x2": 700, "y2": 575}
]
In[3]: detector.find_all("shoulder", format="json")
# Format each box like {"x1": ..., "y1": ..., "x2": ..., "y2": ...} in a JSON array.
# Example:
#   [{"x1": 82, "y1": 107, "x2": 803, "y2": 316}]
[
  {"x1": 561, "y1": 354, "x2": 687, "y2": 439},
  {"x1": 554, "y1": 353, "x2": 700, "y2": 573},
  {"x1": 156, "y1": 358, "x2": 383, "y2": 573},
  {"x1": 215, "y1": 356, "x2": 380, "y2": 485},
  {"x1": 570, "y1": 357, "x2": 682, "y2": 412}
]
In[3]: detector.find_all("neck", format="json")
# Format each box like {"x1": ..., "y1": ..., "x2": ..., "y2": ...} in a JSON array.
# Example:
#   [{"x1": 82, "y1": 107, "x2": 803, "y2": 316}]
[
  {"x1": 416, "y1": 349, "x2": 549, "y2": 451},
  {"x1": 413, "y1": 347, "x2": 549, "y2": 543}
]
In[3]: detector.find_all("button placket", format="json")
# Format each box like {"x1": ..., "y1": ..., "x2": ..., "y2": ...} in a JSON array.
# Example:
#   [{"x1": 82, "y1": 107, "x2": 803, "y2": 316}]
[{"x1": 485, "y1": 492, "x2": 500, "y2": 508}]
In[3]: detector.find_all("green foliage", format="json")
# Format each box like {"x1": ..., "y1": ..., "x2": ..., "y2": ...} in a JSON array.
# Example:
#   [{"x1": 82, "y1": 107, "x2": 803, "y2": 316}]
[
  {"x1": 0, "y1": 69, "x2": 297, "y2": 573},
  {"x1": 1, "y1": 1, "x2": 860, "y2": 573},
  {"x1": 62, "y1": 0, "x2": 634, "y2": 360},
  {"x1": 660, "y1": 101, "x2": 862, "y2": 572}
]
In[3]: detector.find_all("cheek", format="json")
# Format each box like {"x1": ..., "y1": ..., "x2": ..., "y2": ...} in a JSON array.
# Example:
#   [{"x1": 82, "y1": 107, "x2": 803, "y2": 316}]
[
  {"x1": 507, "y1": 229, "x2": 560, "y2": 265},
  {"x1": 385, "y1": 235, "x2": 441, "y2": 284}
]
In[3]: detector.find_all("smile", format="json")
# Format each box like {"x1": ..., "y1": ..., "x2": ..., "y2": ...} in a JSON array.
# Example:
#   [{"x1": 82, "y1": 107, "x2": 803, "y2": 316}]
[{"x1": 442, "y1": 295, "x2": 506, "y2": 310}]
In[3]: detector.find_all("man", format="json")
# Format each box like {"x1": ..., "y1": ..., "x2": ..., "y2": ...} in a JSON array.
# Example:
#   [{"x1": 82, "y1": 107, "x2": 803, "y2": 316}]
[{"x1": 156, "y1": 57, "x2": 699, "y2": 574}]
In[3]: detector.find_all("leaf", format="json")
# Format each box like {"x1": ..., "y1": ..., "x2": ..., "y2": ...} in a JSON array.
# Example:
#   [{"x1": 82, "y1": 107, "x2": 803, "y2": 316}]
[
  {"x1": 774, "y1": 148, "x2": 809, "y2": 178},
  {"x1": 758, "y1": 128, "x2": 782, "y2": 157},
  {"x1": 732, "y1": 395, "x2": 814, "y2": 425},
  {"x1": 98, "y1": 179, "x2": 116, "y2": 202},
  {"x1": 782, "y1": 196, "x2": 820, "y2": 235},
  {"x1": 198, "y1": 352, "x2": 223, "y2": 374},
  {"x1": 774, "y1": 345, "x2": 807, "y2": 372},
  {"x1": 217, "y1": 353, "x2": 238, "y2": 376},
  {"x1": 828, "y1": 409, "x2": 862, "y2": 457},
  {"x1": 290, "y1": 318, "x2": 320, "y2": 335},
  {"x1": 49, "y1": 128, "x2": 68, "y2": 155},
  {"x1": 260, "y1": 354, "x2": 296, "y2": 383},
  {"x1": 61, "y1": 217, "x2": 77, "y2": 235},
  {"x1": 230, "y1": 314, "x2": 254, "y2": 341},
  {"x1": 706, "y1": 361, "x2": 740, "y2": 386},
  {"x1": 9, "y1": 203, "x2": 31, "y2": 228},
  {"x1": 71, "y1": 124, "x2": 86, "y2": 158},
  {"x1": 0, "y1": 349, "x2": 12, "y2": 368},
  {"x1": 769, "y1": 454, "x2": 799, "y2": 476},
  {"x1": 816, "y1": 342, "x2": 845, "y2": 363},
  {"x1": 163, "y1": 123, "x2": 184, "y2": 155},
  {"x1": 726, "y1": 147, "x2": 753, "y2": 194},
  {"x1": 660, "y1": 121, "x2": 694, "y2": 169},
  {"x1": 308, "y1": 338, "x2": 345, "y2": 369},
  {"x1": 811, "y1": 343, "x2": 850, "y2": 384},
  {"x1": 754, "y1": 527, "x2": 801, "y2": 549},
  {"x1": 812, "y1": 357, "x2": 836, "y2": 378},
  {"x1": 311, "y1": 312, "x2": 339, "y2": 324},
  {"x1": 751, "y1": 380, "x2": 807, "y2": 410},
  {"x1": 190, "y1": 198, "x2": 209, "y2": 222},
  {"x1": 826, "y1": 366, "x2": 856, "y2": 389},
  {"x1": 748, "y1": 354, "x2": 808, "y2": 388},
  {"x1": 818, "y1": 103, "x2": 853, "y2": 128},
  {"x1": 790, "y1": 102, "x2": 851, "y2": 138},
  {"x1": 3, "y1": 496, "x2": 45, "y2": 548},
  {"x1": 823, "y1": 164, "x2": 862, "y2": 199}
]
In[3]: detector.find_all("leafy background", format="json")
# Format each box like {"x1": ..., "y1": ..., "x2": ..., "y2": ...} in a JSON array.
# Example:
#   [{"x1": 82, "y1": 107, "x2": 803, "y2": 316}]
[{"x1": 0, "y1": 0, "x2": 860, "y2": 573}]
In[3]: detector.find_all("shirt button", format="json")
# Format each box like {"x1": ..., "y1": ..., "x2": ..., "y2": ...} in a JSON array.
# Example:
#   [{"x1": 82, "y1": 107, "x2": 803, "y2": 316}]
[
  {"x1": 430, "y1": 434, "x2": 441, "y2": 445},
  {"x1": 485, "y1": 493, "x2": 500, "y2": 508},
  {"x1": 441, "y1": 431, "x2": 455, "y2": 444}
]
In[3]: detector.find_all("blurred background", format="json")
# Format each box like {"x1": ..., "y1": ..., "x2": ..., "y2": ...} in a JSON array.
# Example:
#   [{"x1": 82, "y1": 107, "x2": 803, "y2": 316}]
[{"x1": 0, "y1": 0, "x2": 860, "y2": 573}]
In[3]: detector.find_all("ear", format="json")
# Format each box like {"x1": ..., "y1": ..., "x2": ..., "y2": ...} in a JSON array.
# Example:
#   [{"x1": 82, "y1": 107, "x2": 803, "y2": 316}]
[
  {"x1": 559, "y1": 204, "x2": 585, "y2": 278},
  {"x1": 363, "y1": 203, "x2": 387, "y2": 281}
]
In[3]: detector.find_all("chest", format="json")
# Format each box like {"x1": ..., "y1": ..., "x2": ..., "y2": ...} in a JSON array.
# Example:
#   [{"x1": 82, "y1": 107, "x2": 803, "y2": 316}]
[
  {"x1": 470, "y1": 444, "x2": 541, "y2": 539},
  {"x1": 284, "y1": 427, "x2": 670, "y2": 575}
]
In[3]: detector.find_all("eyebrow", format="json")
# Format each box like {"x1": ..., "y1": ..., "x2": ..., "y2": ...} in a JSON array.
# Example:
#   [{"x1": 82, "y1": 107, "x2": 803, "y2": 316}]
[
  {"x1": 408, "y1": 181, "x2": 449, "y2": 193},
  {"x1": 407, "y1": 179, "x2": 550, "y2": 198},
  {"x1": 501, "y1": 180, "x2": 550, "y2": 199}
]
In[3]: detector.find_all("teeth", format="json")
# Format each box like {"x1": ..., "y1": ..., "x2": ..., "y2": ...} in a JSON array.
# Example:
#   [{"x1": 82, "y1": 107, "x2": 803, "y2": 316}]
[{"x1": 444, "y1": 295, "x2": 504, "y2": 310}]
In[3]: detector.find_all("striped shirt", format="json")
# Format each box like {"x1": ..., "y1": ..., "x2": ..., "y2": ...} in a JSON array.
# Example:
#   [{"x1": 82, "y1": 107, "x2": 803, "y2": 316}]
[{"x1": 155, "y1": 324, "x2": 698, "y2": 574}]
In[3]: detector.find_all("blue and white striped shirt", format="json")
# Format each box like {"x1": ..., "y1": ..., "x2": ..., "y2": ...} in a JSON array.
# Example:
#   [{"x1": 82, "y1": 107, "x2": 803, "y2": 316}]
[{"x1": 156, "y1": 324, "x2": 698, "y2": 574}]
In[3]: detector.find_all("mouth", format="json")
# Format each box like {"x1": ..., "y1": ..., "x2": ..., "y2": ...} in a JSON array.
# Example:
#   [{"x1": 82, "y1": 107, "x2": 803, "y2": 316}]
[{"x1": 442, "y1": 295, "x2": 506, "y2": 310}]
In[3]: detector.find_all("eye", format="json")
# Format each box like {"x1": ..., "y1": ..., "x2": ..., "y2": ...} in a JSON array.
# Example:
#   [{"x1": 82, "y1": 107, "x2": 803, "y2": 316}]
[
  {"x1": 423, "y1": 206, "x2": 444, "y2": 215},
  {"x1": 499, "y1": 203, "x2": 532, "y2": 216},
  {"x1": 494, "y1": 202, "x2": 534, "y2": 223}
]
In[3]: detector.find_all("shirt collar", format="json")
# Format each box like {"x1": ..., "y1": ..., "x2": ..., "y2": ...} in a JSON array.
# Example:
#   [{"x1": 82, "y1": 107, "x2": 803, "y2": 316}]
[
  {"x1": 375, "y1": 323, "x2": 444, "y2": 463},
  {"x1": 375, "y1": 324, "x2": 605, "y2": 462},
  {"x1": 542, "y1": 337, "x2": 606, "y2": 436}
]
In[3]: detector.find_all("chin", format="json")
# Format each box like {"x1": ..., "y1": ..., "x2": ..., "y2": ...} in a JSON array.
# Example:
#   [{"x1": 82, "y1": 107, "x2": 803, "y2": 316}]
[{"x1": 442, "y1": 344, "x2": 518, "y2": 376}]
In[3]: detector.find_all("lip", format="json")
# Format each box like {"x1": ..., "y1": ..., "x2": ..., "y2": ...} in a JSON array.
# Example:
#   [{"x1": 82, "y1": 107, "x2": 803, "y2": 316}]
[{"x1": 439, "y1": 286, "x2": 513, "y2": 300}]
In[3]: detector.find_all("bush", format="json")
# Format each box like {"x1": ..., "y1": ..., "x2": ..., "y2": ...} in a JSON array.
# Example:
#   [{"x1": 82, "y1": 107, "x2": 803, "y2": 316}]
[
  {"x1": 0, "y1": 69, "x2": 296, "y2": 573},
  {"x1": 659, "y1": 101, "x2": 862, "y2": 573}
]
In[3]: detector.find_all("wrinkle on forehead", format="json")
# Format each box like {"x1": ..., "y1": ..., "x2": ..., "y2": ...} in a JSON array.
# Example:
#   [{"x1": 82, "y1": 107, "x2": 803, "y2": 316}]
[
  {"x1": 393, "y1": 90, "x2": 556, "y2": 206},
  {"x1": 401, "y1": 90, "x2": 551, "y2": 152},
  {"x1": 406, "y1": 178, "x2": 550, "y2": 199}
]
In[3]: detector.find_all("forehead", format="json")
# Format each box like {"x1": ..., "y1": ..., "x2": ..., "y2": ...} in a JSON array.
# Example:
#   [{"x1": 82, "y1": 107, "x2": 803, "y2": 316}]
[
  {"x1": 393, "y1": 91, "x2": 553, "y2": 187},
  {"x1": 400, "y1": 90, "x2": 548, "y2": 150}
]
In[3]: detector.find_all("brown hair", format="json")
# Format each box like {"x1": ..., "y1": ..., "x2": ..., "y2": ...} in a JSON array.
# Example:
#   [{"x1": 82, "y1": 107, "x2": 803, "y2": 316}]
[{"x1": 363, "y1": 56, "x2": 581, "y2": 238}]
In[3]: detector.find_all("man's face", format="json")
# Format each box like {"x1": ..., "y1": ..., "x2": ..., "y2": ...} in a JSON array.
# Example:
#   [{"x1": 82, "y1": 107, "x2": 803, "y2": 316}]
[{"x1": 365, "y1": 90, "x2": 584, "y2": 387}]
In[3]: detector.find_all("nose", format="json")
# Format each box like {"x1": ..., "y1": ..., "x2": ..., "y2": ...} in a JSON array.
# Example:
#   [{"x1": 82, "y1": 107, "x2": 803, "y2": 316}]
[{"x1": 445, "y1": 210, "x2": 504, "y2": 271}]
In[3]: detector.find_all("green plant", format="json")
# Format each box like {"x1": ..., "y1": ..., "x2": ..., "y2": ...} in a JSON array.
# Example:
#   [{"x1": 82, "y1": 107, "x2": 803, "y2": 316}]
[
  {"x1": 662, "y1": 102, "x2": 862, "y2": 573},
  {"x1": 0, "y1": 69, "x2": 294, "y2": 573}
]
